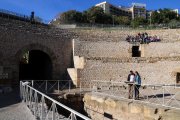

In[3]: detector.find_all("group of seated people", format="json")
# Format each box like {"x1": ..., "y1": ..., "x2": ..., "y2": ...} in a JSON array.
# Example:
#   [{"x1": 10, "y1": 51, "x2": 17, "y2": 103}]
[{"x1": 126, "y1": 32, "x2": 161, "y2": 43}]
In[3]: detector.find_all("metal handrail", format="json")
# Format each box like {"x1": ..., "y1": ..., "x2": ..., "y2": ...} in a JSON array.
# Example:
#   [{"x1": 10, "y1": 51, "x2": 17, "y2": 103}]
[
  {"x1": 80, "y1": 80, "x2": 180, "y2": 110},
  {"x1": 20, "y1": 81, "x2": 91, "y2": 120},
  {"x1": 90, "y1": 80, "x2": 174, "y2": 87},
  {"x1": 0, "y1": 8, "x2": 29, "y2": 18},
  {"x1": 22, "y1": 80, "x2": 72, "y2": 93},
  {"x1": 0, "y1": 9, "x2": 50, "y2": 24}
]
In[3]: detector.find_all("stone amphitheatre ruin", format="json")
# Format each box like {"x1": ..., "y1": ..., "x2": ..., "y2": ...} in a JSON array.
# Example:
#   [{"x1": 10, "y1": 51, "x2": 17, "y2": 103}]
[
  {"x1": 72, "y1": 28, "x2": 180, "y2": 86},
  {"x1": 1, "y1": 16, "x2": 180, "y2": 86},
  {"x1": 0, "y1": 16, "x2": 180, "y2": 119}
]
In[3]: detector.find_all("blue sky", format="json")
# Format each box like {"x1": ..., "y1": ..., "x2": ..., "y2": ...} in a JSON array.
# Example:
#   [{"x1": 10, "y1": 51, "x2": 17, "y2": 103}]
[{"x1": 0, "y1": 0, "x2": 179, "y2": 21}]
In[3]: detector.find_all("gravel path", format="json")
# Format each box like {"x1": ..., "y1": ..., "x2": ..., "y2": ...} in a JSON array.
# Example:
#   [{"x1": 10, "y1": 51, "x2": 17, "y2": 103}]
[{"x1": 0, "y1": 87, "x2": 36, "y2": 120}]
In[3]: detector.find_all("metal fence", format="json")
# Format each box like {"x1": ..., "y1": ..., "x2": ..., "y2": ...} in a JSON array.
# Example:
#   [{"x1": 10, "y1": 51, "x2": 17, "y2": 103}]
[
  {"x1": 22, "y1": 80, "x2": 73, "y2": 94},
  {"x1": 80, "y1": 80, "x2": 180, "y2": 110},
  {"x1": 0, "y1": 8, "x2": 49, "y2": 24},
  {"x1": 0, "y1": 8, "x2": 29, "y2": 19},
  {"x1": 20, "y1": 81, "x2": 91, "y2": 120},
  {"x1": 56, "y1": 23, "x2": 178, "y2": 30},
  {"x1": 76, "y1": 23, "x2": 131, "y2": 29}
]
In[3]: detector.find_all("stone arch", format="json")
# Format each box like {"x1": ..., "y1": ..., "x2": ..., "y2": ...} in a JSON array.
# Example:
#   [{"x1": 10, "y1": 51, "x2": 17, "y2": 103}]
[
  {"x1": 15, "y1": 43, "x2": 56, "y2": 62},
  {"x1": 15, "y1": 43, "x2": 57, "y2": 80}
]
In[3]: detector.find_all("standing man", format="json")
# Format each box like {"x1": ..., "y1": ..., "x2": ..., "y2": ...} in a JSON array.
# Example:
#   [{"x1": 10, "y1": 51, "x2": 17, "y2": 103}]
[{"x1": 127, "y1": 71, "x2": 135, "y2": 99}]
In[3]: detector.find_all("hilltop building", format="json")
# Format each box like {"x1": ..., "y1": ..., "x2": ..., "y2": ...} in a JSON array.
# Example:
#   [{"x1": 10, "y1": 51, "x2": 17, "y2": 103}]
[
  {"x1": 172, "y1": 9, "x2": 179, "y2": 17},
  {"x1": 96, "y1": 1, "x2": 179, "y2": 20},
  {"x1": 130, "y1": 3, "x2": 146, "y2": 19},
  {"x1": 95, "y1": 1, "x2": 131, "y2": 18},
  {"x1": 95, "y1": 1, "x2": 146, "y2": 19}
]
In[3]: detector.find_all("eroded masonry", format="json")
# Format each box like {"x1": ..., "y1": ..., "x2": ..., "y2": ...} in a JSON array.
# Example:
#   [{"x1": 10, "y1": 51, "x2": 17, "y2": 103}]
[
  {"x1": 0, "y1": 17, "x2": 77, "y2": 85},
  {"x1": 1, "y1": 16, "x2": 180, "y2": 86},
  {"x1": 71, "y1": 29, "x2": 180, "y2": 86}
]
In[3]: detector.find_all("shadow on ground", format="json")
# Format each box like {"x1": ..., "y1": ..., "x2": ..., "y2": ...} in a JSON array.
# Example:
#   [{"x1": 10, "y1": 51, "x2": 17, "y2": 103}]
[{"x1": 0, "y1": 87, "x2": 21, "y2": 108}]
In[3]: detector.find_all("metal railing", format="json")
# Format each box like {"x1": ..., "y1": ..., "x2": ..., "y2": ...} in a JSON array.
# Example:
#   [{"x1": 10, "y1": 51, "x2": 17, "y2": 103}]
[
  {"x1": 20, "y1": 81, "x2": 91, "y2": 120},
  {"x1": 0, "y1": 8, "x2": 49, "y2": 24},
  {"x1": 0, "y1": 73, "x2": 8, "y2": 79},
  {"x1": 0, "y1": 8, "x2": 29, "y2": 19},
  {"x1": 54, "y1": 23, "x2": 180, "y2": 30},
  {"x1": 29, "y1": 80, "x2": 73, "y2": 93},
  {"x1": 80, "y1": 80, "x2": 180, "y2": 110}
]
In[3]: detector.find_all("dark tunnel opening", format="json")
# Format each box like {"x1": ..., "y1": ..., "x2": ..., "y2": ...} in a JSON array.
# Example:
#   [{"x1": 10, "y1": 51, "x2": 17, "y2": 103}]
[
  {"x1": 132, "y1": 46, "x2": 141, "y2": 57},
  {"x1": 19, "y1": 50, "x2": 52, "y2": 80}
]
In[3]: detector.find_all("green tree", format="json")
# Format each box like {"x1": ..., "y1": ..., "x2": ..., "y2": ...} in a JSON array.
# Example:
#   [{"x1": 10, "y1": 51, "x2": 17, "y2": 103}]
[
  {"x1": 131, "y1": 17, "x2": 148, "y2": 28},
  {"x1": 103, "y1": 13, "x2": 113, "y2": 24},
  {"x1": 115, "y1": 16, "x2": 130, "y2": 25},
  {"x1": 55, "y1": 10, "x2": 84, "y2": 24},
  {"x1": 85, "y1": 6, "x2": 105, "y2": 24},
  {"x1": 151, "y1": 11, "x2": 161, "y2": 24},
  {"x1": 168, "y1": 19, "x2": 180, "y2": 28},
  {"x1": 151, "y1": 9, "x2": 178, "y2": 24}
]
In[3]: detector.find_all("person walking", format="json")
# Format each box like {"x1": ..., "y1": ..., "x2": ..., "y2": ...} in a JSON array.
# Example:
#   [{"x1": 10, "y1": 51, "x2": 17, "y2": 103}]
[{"x1": 134, "y1": 71, "x2": 141, "y2": 100}]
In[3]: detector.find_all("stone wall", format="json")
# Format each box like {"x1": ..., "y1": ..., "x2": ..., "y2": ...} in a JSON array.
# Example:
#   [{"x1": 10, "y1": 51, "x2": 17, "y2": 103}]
[
  {"x1": 74, "y1": 39, "x2": 131, "y2": 58},
  {"x1": 84, "y1": 93, "x2": 180, "y2": 120},
  {"x1": 74, "y1": 40, "x2": 180, "y2": 85},
  {"x1": 74, "y1": 29, "x2": 180, "y2": 43},
  {"x1": 73, "y1": 28, "x2": 180, "y2": 85},
  {"x1": 2, "y1": 16, "x2": 180, "y2": 86},
  {"x1": 74, "y1": 39, "x2": 180, "y2": 59},
  {"x1": 0, "y1": 17, "x2": 76, "y2": 84},
  {"x1": 144, "y1": 42, "x2": 180, "y2": 57},
  {"x1": 79, "y1": 59, "x2": 180, "y2": 84}
]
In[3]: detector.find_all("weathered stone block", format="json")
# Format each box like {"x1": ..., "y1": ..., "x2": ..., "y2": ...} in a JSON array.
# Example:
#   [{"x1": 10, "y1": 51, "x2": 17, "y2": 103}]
[{"x1": 129, "y1": 103, "x2": 143, "y2": 114}]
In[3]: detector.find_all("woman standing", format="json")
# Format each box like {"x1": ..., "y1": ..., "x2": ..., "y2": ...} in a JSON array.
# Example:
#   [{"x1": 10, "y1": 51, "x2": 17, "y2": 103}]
[{"x1": 134, "y1": 71, "x2": 141, "y2": 100}]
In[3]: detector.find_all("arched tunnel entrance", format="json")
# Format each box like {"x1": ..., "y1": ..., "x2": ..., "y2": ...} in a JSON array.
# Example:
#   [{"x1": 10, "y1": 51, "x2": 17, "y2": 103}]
[{"x1": 19, "y1": 50, "x2": 52, "y2": 80}]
